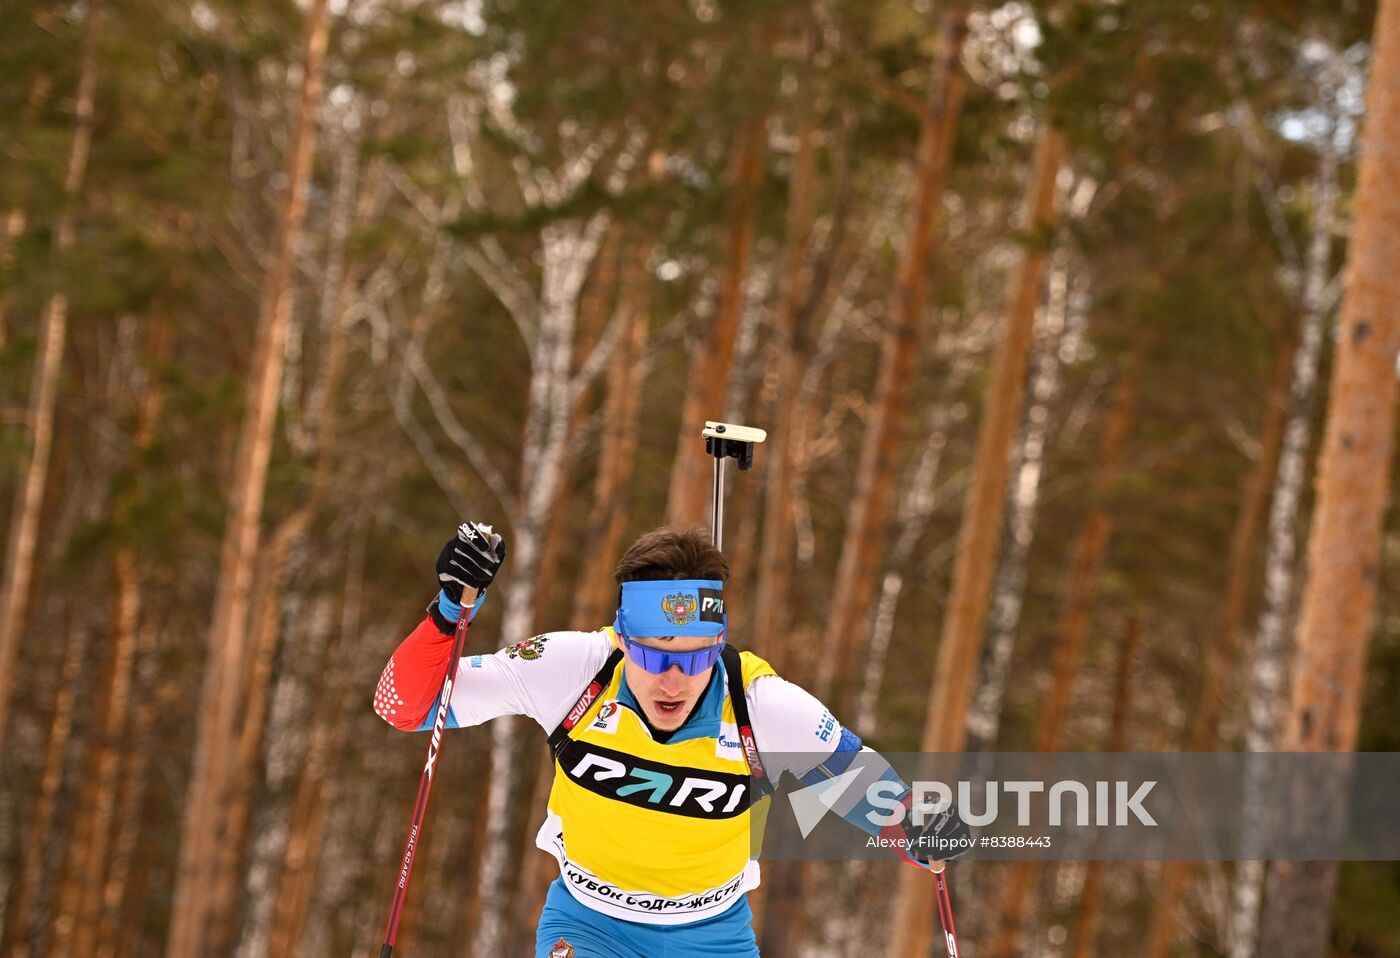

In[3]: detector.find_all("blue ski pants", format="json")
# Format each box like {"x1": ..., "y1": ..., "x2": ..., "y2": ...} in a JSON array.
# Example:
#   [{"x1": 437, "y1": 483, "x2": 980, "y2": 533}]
[{"x1": 534, "y1": 878, "x2": 761, "y2": 958}]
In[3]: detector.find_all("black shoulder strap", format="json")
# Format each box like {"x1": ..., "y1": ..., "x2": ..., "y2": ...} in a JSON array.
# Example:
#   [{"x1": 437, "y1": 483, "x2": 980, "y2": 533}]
[
  {"x1": 722, "y1": 645, "x2": 771, "y2": 796},
  {"x1": 548, "y1": 648, "x2": 623, "y2": 759}
]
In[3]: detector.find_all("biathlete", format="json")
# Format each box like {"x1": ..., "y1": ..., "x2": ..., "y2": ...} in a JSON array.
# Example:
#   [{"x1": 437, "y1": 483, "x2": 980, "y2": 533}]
[{"x1": 374, "y1": 523, "x2": 968, "y2": 957}]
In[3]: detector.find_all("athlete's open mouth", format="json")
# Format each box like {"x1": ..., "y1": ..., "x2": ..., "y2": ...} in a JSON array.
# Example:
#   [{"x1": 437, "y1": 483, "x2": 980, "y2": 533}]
[{"x1": 655, "y1": 699, "x2": 684, "y2": 716}]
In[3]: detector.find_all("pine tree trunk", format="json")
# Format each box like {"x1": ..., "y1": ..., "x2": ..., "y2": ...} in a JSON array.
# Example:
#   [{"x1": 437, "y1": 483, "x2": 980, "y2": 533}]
[
  {"x1": 1228, "y1": 69, "x2": 1343, "y2": 958},
  {"x1": 4, "y1": 615, "x2": 87, "y2": 957},
  {"x1": 1068, "y1": 611, "x2": 1139, "y2": 958},
  {"x1": 777, "y1": 203, "x2": 903, "y2": 680},
  {"x1": 62, "y1": 310, "x2": 172, "y2": 958},
  {"x1": 227, "y1": 122, "x2": 378, "y2": 958},
  {"x1": 571, "y1": 241, "x2": 651, "y2": 629},
  {"x1": 0, "y1": 0, "x2": 103, "y2": 756},
  {"x1": 879, "y1": 124, "x2": 1064, "y2": 958},
  {"x1": 206, "y1": 526, "x2": 304, "y2": 955},
  {"x1": 1258, "y1": 5, "x2": 1400, "y2": 952},
  {"x1": 976, "y1": 355, "x2": 1140, "y2": 958},
  {"x1": 764, "y1": 29, "x2": 967, "y2": 955},
  {"x1": 95, "y1": 619, "x2": 159, "y2": 958},
  {"x1": 818, "y1": 10, "x2": 968, "y2": 703},
  {"x1": 1143, "y1": 319, "x2": 1295, "y2": 958},
  {"x1": 0, "y1": 75, "x2": 51, "y2": 350},
  {"x1": 965, "y1": 251, "x2": 1074, "y2": 750},
  {"x1": 43, "y1": 330, "x2": 143, "y2": 958},
  {"x1": 919, "y1": 122, "x2": 1066, "y2": 752},
  {"x1": 1195, "y1": 324, "x2": 1297, "y2": 751},
  {"x1": 712, "y1": 269, "x2": 769, "y2": 596},
  {"x1": 855, "y1": 334, "x2": 983, "y2": 735},
  {"x1": 223, "y1": 119, "x2": 376, "y2": 955},
  {"x1": 751, "y1": 98, "x2": 816, "y2": 659},
  {"x1": 165, "y1": 1, "x2": 331, "y2": 952},
  {"x1": 0, "y1": 207, "x2": 24, "y2": 351},
  {"x1": 664, "y1": 116, "x2": 767, "y2": 527}
]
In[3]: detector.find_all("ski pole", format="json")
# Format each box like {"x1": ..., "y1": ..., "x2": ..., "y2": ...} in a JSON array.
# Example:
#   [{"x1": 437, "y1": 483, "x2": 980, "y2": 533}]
[
  {"x1": 379, "y1": 592, "x2": 475, "y2": 958},
  {"x1": 931, "y1": 861, "x2": 962, "y2": 957}
]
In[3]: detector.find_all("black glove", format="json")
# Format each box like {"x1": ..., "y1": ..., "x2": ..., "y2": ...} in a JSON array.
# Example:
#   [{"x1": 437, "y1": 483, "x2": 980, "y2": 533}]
[
  {"x1": 904, "y1": 800, "x2": 973, "y2": 865},
  {"x1": 430, "y1": 521, "x2": 506, "y2": 634}
]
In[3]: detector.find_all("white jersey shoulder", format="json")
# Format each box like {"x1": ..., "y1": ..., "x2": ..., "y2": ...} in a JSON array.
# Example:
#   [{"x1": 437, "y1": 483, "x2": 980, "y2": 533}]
[
  {"x1": 447, "y1": 629, "x2": 614, "y2": 731},
  {"x1": 744, "y1": 673, "x2": 844, "y2": 781}
]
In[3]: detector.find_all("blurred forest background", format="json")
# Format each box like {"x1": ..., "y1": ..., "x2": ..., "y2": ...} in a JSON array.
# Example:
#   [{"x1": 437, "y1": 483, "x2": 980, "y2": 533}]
[{"x1": 3, "y1": 0, "x2": 1400, "y2": 955}]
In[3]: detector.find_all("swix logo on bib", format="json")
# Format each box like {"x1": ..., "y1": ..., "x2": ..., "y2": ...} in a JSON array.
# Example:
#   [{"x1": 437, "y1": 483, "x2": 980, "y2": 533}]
[
  {"x1": 560, "y1": 739, "x2": 750, "y2": 818},
  {"x1": 563, "y1": 680, "x2": 604, "y2": 731},
  {"x1": 698, "y1": 588, "x2": 724, "y2": 623}
]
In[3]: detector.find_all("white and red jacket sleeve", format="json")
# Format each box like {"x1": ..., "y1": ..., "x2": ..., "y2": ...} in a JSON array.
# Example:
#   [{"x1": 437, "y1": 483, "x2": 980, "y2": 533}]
[{"x1": 372, "y1": 618, "x2": 614, "y2": 732}]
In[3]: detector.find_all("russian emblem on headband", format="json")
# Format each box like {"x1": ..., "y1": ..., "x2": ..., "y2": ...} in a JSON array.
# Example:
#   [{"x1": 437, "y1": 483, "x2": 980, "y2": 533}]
[{"x1": 661, "y1": 592, "x2": 698, "y2": 625}]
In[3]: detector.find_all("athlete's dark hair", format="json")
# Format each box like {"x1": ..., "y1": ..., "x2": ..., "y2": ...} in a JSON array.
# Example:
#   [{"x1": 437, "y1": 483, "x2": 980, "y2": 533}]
[{"x1": 613, "y1": 526, "x2": 730, "y2": 584}]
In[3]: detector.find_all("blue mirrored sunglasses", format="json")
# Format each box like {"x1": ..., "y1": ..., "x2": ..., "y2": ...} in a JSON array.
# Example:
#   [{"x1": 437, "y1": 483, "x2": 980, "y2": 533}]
[{"x1": 616, "y1": 620, "x2": 726, "y2": 676}]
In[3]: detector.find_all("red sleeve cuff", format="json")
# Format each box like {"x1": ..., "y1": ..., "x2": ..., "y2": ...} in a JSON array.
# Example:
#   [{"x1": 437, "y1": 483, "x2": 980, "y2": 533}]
[{"x1": 373, "y1": 616, "x2": 454, "y2": 730}]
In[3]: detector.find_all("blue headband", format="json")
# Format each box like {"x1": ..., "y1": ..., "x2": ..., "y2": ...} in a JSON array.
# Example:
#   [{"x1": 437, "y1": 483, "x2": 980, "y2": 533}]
[{"x1": 614, "y1": 579, "x2": 726, "y2": 638}]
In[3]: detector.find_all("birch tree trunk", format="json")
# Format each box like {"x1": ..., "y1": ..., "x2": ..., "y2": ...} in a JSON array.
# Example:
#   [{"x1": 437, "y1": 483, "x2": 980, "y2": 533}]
[
  {"x1": 262, "y1": 530, "x2": 366, "y2": 958},
  {"x1": 818, "y1": 9, "x2": 969, "y2": 703},
  {"x1": 1228, "y1": 66, "x2": 1342, "y2": 958},
  {"x1": 1258, "y1": 6, "x2": 1400, "y2": 952},
  {"x1": 501, "y1": 232, "x2": 622, "y2": 956},
  {"x1": 472, "y1": 215, "x2": 610, "y2": 958},
  {"x1": 530, "y1": 222, "x2": 620, "y2": 635},
  {"x1": 964, "y1": 250, "x2": 1074, "y2": 750},
  {"x1": 503, "y1": 235, "x2": 653, "y2": 952},
  {"x1": 665, "y1": 117, "x2": 767, "y2": 527},
  {"x1": 0, "y1": 0, "x2": 103, "y2": 756},
  {"x1": 166, "y1": 2, "x2": 331, "y2": 952},
  {"x1": 980, "y1": 355, "x2": 1140, "y2": 958}
]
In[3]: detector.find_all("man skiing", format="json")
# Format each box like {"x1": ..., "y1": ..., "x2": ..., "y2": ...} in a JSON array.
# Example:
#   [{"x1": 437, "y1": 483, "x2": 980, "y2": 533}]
[{"x1": 374, "y1": 522, "x2": 967, "y2": 957}]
